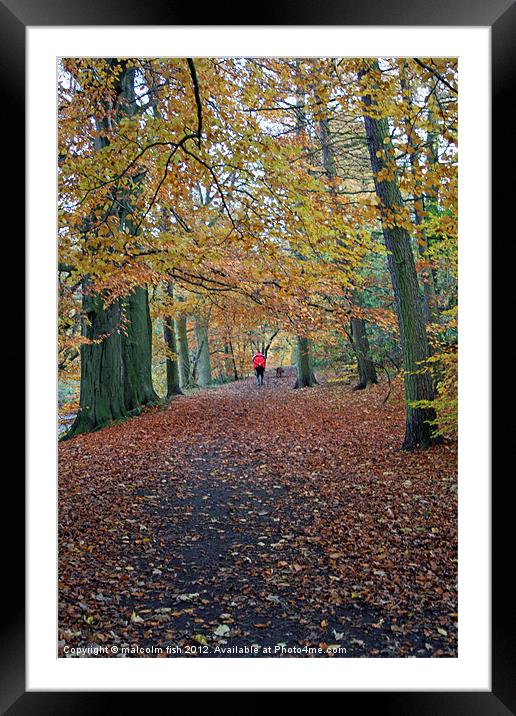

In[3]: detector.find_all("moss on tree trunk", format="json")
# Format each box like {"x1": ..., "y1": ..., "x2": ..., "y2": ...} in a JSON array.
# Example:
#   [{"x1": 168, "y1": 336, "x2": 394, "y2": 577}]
[
  {"x1": 400, "y1": 62, "x2": 438, "y2": 325},
  {"x1": 66, "y1": 291, "x2": 128, "y2": 438}
]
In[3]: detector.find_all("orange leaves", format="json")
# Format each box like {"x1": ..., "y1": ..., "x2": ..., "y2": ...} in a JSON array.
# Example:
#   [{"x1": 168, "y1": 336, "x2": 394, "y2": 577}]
[
  {"x1": 58, "y1": 372, "x2": 457, "y2": 657},
  {"x1": 59, "y1": 56, "x2": 457, "y2": 402}
]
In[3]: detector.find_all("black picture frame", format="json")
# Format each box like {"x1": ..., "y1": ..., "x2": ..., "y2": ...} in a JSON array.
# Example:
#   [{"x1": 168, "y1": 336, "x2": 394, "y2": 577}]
[{"x1": 6, "y1": 0, "x2": 510, "y2": 710}]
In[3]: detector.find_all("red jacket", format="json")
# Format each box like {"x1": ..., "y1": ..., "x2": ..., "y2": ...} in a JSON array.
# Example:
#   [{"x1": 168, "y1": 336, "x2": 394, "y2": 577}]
[{"x1": 253, "y1": 353, "x2": 266, "y2": 369}]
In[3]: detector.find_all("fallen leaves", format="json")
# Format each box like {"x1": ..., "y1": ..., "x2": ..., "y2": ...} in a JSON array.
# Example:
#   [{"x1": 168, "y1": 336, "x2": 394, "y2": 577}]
[
  {"x1": 214, "y1": 624, "x2": 231, "y2": 637},
  {"x1": 58, "y1": 374, "x2": 457, "y2": 657}
]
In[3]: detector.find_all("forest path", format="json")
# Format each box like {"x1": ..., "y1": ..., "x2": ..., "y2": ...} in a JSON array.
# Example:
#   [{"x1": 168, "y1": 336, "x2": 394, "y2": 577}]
[{"x1": 59, "y1": 371, "x2": 458, "y2": 657}]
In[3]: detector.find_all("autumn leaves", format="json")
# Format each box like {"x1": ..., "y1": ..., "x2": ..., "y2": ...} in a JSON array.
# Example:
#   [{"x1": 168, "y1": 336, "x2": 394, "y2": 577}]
[{"x1": 58, "y1": 58, "x2": 457, "y2": 446}]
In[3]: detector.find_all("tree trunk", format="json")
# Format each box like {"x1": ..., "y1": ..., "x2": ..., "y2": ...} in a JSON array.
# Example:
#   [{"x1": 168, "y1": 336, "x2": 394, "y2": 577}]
[
  {"x1": 195, "y1": 317, "x2": 212, "y2": 387},
  {"x1": 222, "y1": 342, "x2": 237, "y2": 382},
  {"x1": 164, "y1": 318, "x2": 182, "y2": 397},
  {"x1": 294, "y1": 336, "x2": 317, "y2": 389},
  {"x1": 413, "y1": 197, "x2": 437, "y2": 325},
  {"x1": 163, "y1": 284, "x2": 183, "y2": 397},
  {"x1": 66, "y1": 291, "x2": 128, "y2": 437},
  {"x1": 228, "y1": 339, "x2": 239, "y2": 381},
  {"x1": 361, "y1": 62, "x2": 437, "y2": 449},
  {"x1": 121, "y1": 286, "x2": 159, "y2": 410},
  {"x1": 351, "y1": 317, "x2": 378, "y2": 389},
  {"x1": 291, "y1": 82, "x2": 317, "y2": 391},
  {"x1": 114, "y1": 69, "x2": 158, "y2": 409},
  {"x1": 175, "y1": 316, "x2": 191, "y2": 389}
]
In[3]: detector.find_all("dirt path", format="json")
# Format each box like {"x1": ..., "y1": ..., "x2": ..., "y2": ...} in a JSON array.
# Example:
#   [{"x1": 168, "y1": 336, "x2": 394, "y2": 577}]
[{"x1": 58, "y1": 371, "x2": 458, "y2": 657}]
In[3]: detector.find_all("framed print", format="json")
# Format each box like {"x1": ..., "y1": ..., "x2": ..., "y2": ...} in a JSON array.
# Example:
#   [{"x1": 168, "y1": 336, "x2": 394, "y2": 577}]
[{"x1": 4, "y1": 0, "x2": 511, "y2": 710}]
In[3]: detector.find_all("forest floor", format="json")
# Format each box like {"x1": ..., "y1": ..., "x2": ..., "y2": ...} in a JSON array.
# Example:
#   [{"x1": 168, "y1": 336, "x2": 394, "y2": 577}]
[{"x1": 58, "y1": 369, "x2": 458, "y2": 658}]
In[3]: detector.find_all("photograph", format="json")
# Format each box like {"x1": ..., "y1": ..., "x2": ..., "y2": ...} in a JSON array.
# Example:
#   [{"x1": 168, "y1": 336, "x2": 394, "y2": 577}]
[
  {"x1": 4, "y1": 0, "x2": 504, "y2": 703},
  {"x1": 57, "y1": 55, "x2": 459, "y2": 660}
]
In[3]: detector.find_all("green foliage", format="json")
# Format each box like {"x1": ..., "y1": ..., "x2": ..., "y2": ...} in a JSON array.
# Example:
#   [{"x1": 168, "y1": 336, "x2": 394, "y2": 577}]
[{"x1": 409, "y1": 345, "x2": 458, "y2": 438}]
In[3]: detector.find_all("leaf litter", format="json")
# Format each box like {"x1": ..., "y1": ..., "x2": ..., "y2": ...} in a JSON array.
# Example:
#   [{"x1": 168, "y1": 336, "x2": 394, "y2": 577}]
[{"x1": 59, "y1": 372, "x2": 457, "y2": 657}]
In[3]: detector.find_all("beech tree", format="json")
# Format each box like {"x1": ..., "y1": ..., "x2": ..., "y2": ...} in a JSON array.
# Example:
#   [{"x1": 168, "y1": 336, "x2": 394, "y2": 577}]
[{"x1": 66, "y1": 60, "x2": 157, "y2": 437}]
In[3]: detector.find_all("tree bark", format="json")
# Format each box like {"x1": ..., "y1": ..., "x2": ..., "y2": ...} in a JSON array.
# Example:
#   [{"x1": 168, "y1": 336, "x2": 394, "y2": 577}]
[
  {"x1": 351, "y1": 317, "x2": 378, "y2": 389},
  {"x1": 194, "y1": 316, "x2": 212, "y2": 387},
  {"x1": 294, "y1": 336, "x2": 317, "y2": 389},
  {"x1": 121, "y1": 286, "x2": 159, "y2": 410},
  {"x1": 164, "y1": 318, "x2": 182, "y2": 397},
  {"x1": 67, "y1": 291, "x2": 128, "y2": 437},
  {"x1": 360, "y1": 62, "x2": 437, "y2": 449},
  {"x1": 116, "y1": 67, "x2": 158, "y2": 409}
]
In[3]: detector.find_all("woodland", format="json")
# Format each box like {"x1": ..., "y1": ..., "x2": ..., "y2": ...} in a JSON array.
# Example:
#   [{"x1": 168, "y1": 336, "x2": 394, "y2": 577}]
[{"x1": 58, "y1": 57, "x2": 458, "y2": 658}]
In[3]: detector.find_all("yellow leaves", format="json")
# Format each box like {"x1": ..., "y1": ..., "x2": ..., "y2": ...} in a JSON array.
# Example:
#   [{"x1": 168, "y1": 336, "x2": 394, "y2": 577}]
[{"x1": 59, "y1": 56, "x2": 457, "y2": 385}]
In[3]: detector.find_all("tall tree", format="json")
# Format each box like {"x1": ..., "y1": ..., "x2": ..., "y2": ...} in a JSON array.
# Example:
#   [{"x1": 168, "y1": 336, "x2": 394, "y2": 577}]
[
  {"x1": 315, "y1": 88, "x2": 377, "y2": 389},
  {"x1": 292, "y1": 73, "x2": 317, "y2": 388},
  {"x1": 66, "y1": 61, "x2": 137, "y2": 437},
  {"x1": 115, "y1": 65, "x2": 159, "y2": 410},
  {"x1": 66, "y1": 61, "x2": 158, "y2": 438},
  {"x1": 360, "y1": 61, "x2": 437, "y2": 449}
]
